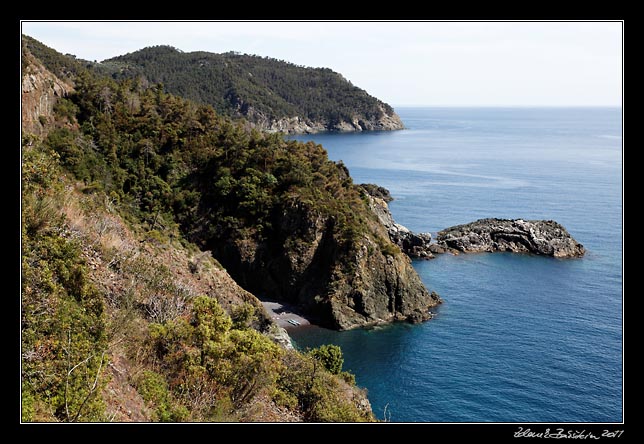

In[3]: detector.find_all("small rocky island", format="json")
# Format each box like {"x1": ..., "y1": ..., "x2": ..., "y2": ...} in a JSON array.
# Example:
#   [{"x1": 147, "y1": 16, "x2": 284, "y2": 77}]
[
  {"x1": 361, "y1": 185, "x2": 585, "y2": 260},
  {"x1": 436, "y1": 218, "x2": 585, "y2": 258}
]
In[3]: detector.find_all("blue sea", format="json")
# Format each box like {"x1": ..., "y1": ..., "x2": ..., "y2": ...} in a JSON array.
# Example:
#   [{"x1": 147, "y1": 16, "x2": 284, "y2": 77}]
[{"x1": 289, "y1": 107, "x2": 623, "y2": 423}]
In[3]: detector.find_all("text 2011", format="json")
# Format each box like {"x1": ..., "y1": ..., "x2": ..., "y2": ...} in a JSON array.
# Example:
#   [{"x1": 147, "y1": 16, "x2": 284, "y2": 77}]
[{"x1": 515, "y1": 427, "x2": 624, "y2": 439}]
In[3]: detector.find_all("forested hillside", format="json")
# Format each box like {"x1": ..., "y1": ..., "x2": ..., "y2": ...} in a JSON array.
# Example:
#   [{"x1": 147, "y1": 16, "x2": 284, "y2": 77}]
[
  {"x1": 22, "y1": 35, "x2": 404, "y2": 134},
  {"x1": 21, "y1": 36, "x2": 437, "y2": 421},
  {"x1": 21, "y1": 39, "x2": 376, "y2": 423}
]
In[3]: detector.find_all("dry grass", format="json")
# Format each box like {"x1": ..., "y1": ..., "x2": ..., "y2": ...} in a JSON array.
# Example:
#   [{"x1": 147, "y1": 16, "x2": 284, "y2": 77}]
[{"x1": 50, "y1": 183, "x2": 296, "y2": 421}]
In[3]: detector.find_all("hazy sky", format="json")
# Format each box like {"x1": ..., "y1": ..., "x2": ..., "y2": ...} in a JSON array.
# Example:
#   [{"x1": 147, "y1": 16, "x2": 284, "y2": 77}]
[{"x1": 21, "y1": 21, "x2": 622, "y2": 107}]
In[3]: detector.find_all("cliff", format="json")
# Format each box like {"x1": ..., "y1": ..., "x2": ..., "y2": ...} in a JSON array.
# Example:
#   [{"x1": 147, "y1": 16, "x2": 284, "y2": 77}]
[
  {"x1": 436, "y1": 218, "x2": 586, "y2": 258},
  {"x1": 21, "y1": 46, "x2": 73, "y2": 135},
  {"x1": 361, "y1": 184, "x2": 435, "y2": 259},
  {"x1": 247, "y1": 104, "x2": 404, "y2": 134},
  {"x1": 214, "y1": 196, "x2": 441, "y2": 330}
]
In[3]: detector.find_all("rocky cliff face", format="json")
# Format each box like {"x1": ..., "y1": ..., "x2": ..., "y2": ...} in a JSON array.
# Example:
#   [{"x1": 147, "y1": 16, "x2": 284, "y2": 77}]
[
  {"x1": 362, "y1": 185, "x2": 435, "y2": 259},
  {"x1": 436, "y1": 218, "x2": 586, "y2": 258},
  {"x1": 247, "y1": 105, "x2": 405, "y2": 134},
  {"x1": 21, "y1": 48, "x2": 72, "y2": 135},
  {"x1": 329, "y1": 232, "x2": 441, "y2": 329},
  {"x1": 214, "y1": 200, "x2": 440, "y2": 330}
]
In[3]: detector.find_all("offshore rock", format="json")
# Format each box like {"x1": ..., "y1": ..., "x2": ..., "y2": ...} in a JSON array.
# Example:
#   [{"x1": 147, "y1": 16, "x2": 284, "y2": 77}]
[{"x1": 436, "y1": 218, "x2": 585, "y2": 258}]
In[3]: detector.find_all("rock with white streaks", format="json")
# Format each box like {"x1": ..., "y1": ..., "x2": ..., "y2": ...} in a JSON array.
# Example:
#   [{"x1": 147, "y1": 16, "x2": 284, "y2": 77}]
[{"x1": 436, "y1": 218, "x2": 585, "y2": 258}]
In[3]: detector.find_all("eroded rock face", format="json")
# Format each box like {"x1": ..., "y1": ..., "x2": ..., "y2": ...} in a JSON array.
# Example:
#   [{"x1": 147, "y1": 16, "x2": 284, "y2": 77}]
[
  {"x1": 329, "y1": 234, "x2": 441, "y2": 330},
  {"x1": 21, "y1": 48, "x2": 72, "y2": 135},
  {"x1": 436, "y1": 218, "x2": 585, "y2": 258},
  {"x1": 214, "y1": 200, "x2": 441, "y2": 331},
  {"x1": 247, "y1": 105, "x2": 405, "y2": 134},
  {"x1": 362, "y1": 186, "x2": 434, "y2": 259},
  {"x1": 265, "y1": 324, "x2": 294, "y2": 350}
]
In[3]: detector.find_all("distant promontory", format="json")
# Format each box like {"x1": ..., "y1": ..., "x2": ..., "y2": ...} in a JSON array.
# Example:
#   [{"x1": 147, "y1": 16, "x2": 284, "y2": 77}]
[{"x1": 96, "y1": 46, "x2": 404, "y2": 134}]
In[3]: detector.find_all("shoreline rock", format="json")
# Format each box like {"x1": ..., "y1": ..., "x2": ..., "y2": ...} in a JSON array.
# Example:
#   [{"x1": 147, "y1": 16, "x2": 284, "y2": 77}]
[
  {"x1": 361, "y1": 184, "x2": 435, "y2": 259},
  {"x1": 253, "y1": 107, "x2": 405, "y2": 135},
  {"x1": 362, "y1": 186, "x2": 585, "y2": 261},
  {"x1": 436, "y1": 218, "x2": 585, "y2": 258},
  {"x1": 214, "y1": 190, "x2": 441, "y2": 332}
]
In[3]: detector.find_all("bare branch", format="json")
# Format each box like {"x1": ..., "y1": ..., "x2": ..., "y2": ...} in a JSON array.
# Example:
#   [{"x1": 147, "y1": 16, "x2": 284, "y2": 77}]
[
  {"x1": 64, "y1": 329, "x2": 71, "y2": 421},
  {"x1": 71, "y1": 350, "x2": 106, "y2": 422}
]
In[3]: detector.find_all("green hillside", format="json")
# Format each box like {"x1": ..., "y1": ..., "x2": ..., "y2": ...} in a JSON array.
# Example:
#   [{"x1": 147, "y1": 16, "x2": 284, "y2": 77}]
[
  {"x1": 22, "y1": 38, "x2": 378, "y2": 422},
  {"x1": 22, "y1": 35, "x2": 403, "y2": 133},
  {"x1": 101, "y1": 46, "x2": 404, "y2": 132}
]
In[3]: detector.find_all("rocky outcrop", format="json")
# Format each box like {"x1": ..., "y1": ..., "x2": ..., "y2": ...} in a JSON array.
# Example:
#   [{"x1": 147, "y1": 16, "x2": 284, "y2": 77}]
[
  {"x1": 360, "y1": 183, "x2": 393, "y2": 202},
  {"x1": 436, "y1": 218, "x2": 585, "y2": 258},
  {"x1": 21, "y1": 47, "x2": 72, "y2": 135},
  {"x1": 247, "y1": 105, "x2": 404, "y2": 135},
  {"x1": 329, "y1": 236, "x2": 441, "y2": 329},
  {"x1": 361, "y1": 185, "x2": 435, "y2": 259},
  {"x1": 213, "y1": 199, "x2": 441, "y2": 331},
  {"x1": 265, "y1": 323, "x2": 294, "y2": 350}
]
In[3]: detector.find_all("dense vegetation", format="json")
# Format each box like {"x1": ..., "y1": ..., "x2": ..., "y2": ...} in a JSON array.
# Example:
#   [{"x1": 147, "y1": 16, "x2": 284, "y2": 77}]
[
  {"x1": 22, "y1": 147, "x2": 108, "y2": 421},
  {"x1": 22, "y1": 38, "x2": 377, "y2": 422},
  {"x1": 34, "y1": 57, "x2": 389, "y2": 319},
  {"x1": 22, "y1": 35, "x2": 401, "y2": 132},
  {"x1": 101, "y1": 45, "x2": 396, "y2": 125}
]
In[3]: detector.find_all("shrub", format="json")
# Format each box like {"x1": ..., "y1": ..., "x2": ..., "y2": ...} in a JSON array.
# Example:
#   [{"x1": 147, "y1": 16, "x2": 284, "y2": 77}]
[
  {"x1": 339, "y1": 371, "x2": 356, "y2": 386},
  {"x1": 21, "y1": 230, "x2": 108, "y2": 422},
  {"x1": 146, "y1": 296, "x2": 284, "y2": 418},
  {"x1": 275, "y1": 349, "x2": 369, "y2": 422},
  {"x1": 231, "y1": 303, "x2": 256, "y2": 330},
  {"x1": 54, "y1": 97, "x2": 80, "y2": 121},
  {"x1": 137, "y1": 370, "x2": 187, "y2": 422},
  {"x1": 309, "y1": 344, "x2": 344, "y2": 375}
]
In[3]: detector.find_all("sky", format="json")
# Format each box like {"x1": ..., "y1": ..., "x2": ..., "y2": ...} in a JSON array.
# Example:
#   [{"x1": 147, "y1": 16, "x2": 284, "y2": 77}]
[{"x1": 21, "y1": 21, "x2": 622, "y2": 107}]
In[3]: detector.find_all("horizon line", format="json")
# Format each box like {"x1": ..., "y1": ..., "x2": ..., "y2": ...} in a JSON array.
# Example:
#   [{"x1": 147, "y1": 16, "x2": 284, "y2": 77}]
[{"x1": 391, "y1": 104, "x2": 622, "y2": 108}]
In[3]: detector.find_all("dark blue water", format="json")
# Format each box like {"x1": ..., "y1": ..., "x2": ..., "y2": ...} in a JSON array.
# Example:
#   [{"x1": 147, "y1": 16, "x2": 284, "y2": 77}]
[{"x1": 289, "y1": 108, "x2": 623, "y2": 423}]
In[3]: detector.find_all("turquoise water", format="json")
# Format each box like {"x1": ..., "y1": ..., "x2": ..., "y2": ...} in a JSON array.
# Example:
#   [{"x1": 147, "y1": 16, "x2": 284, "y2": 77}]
[{"x1": 289, "y1": 107, "x2": 623, "y2": 422}]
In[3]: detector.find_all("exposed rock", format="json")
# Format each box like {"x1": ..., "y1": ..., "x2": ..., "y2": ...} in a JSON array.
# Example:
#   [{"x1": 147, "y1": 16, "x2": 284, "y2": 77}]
[
  {"x1": 265, "y1": 323, "x2": 294, "y2": 350},
  {"x1": 329, "y1": 232, "x2": 441, "y2": 330},
  {"x1": 214, "y1": 199, "x2": 441, "y2": 331},
  {"x1": 360, "y1": 185, "x2": 585, "y2": 261},
  {"x1": 21, "y1": 47, "x2": 73, "y2": 135},
  {"x1": 427, "y1": 243, "x2": 449, "y2": 254},
  {"x1": 361, "y1": 185, "x2": 435, "y2": 259},
  {"x1": 436, "y1": 218, "x2": 585, "y2": 258},
  {"x1": 248, "y1": 104, "x2": 404, "y2": 134},
  {"x1": 359, "y1": 183, "x2": 393, "y2": 202}
]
